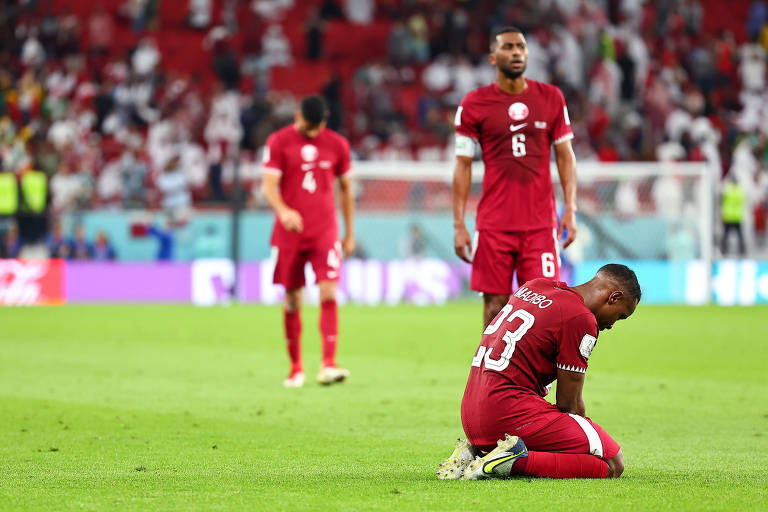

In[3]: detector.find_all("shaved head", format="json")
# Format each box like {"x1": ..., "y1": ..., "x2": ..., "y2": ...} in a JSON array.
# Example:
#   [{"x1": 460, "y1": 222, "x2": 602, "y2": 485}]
[{"x1": 597, "y1": 264, "x2": 642, "y2": 303}]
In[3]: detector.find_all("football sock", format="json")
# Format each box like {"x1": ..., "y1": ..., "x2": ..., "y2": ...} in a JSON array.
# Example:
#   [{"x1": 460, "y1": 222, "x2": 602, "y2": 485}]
[
  {"x1": 283, "y1": 308, "x2": 302, "y2": 374},
  {"x1": 319, "y1": 299, "x2": 338, "y2": 368},
  {"x1": 511, "y1": 451, "x2": 609, "y2": 479}
]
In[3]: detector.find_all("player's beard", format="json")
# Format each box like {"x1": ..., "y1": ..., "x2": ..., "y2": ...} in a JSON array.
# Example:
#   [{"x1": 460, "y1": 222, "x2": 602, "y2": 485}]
[
  {"x1": 499, "y1": 61, "x2": 526, "y2": 79},
  {"x1": 499, "y1": 64, "x2": 526, "y2": 79}
]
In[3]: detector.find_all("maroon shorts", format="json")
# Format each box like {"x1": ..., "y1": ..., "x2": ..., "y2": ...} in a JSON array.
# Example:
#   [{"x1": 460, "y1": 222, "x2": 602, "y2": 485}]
[
  {"x1": 516, "y1": 411, "x2": 621, "y2": 460},
  {"x1": 463, "y1": 397, "x2": 620, "y2": 460},
  {"x1": 470, "y1": 227, "x2": 560, "y2": 295},
  {"x1": 272, "y1": 239, "x2": 342, "y2": 289}
]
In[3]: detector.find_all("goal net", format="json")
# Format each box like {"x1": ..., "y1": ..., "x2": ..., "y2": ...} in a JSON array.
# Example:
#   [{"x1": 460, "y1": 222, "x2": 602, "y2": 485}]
[{"x1": 350, "y1": 160, "x2": 713, "y2": 303}]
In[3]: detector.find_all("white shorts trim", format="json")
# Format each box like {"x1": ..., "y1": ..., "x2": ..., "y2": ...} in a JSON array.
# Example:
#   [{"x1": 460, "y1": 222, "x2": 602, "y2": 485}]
[
  {"x1": 568, "y1": 413, "x2": 604, "y2": 458},
  {"x1": 470, "y1": 230, "x2": 479, "y2": 262}
]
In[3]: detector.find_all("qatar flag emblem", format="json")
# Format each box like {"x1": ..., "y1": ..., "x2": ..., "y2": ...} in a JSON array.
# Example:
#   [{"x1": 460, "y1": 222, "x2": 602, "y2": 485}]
[{"x1": 508, "y1": 102, "x2": 529, "y2": 121}]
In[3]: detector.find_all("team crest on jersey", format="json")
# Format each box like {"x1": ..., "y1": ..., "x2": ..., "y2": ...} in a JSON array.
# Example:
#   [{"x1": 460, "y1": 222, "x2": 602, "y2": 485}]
[
  {"x1": 300, "y1": 144, "x2": 318, "y2": 162},
  {"x1": 508, "y1": 102, "x2": 529, "y2": 121}
]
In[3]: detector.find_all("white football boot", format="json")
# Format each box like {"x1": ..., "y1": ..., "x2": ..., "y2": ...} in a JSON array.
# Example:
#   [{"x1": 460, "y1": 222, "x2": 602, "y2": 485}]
[
  {"x1": 316, "y1": 366, "x2": 349, "y2": 385},
  {"x1": 461, "y1": 434, "x2": 528, "y2": 480},
  {"x1": 437, "y1": 438, "x2": 478, "y2": 479},
  {"x1": 283, "y1": 372, "x2": 305, "y2": 388}
]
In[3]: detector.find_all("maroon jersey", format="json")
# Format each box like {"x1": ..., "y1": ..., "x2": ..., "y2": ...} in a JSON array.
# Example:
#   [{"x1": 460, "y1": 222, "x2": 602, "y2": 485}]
[
  {"x1": 461, "y1": 279, "x2": 598, "y2": 438},
  {"x1": 263, "y1": 125, "x2": 351, "y2": 246},
  {"x1": 455, "y1": 81, "x2": 573, "y2": 231}
]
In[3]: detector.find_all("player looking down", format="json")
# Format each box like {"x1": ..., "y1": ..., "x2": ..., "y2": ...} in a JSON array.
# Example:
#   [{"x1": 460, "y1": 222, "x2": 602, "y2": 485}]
[
  {"x1": 453, "y1": 26, "x2": 578, "y2": 329},
  {"x1": 261, "y1": 95, "x2": 355, "y2": 388},
  {"x1": 437, "y1": 264, "x2": 641, "y2": 480}
]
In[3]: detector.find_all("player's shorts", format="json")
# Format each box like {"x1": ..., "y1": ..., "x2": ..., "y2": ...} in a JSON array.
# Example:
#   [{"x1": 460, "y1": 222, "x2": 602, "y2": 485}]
[
  {"x1": 463, "y1": 397, "x2": 620, "y2": 461},
  {"x1": 470, "y1": 227, "x2": 560, "y2": 295},
  {"x1": 514, "y1": 411, "x2": 621, "y2": 461},
  {"x1": 272, "y1": 239, "x2": 342, "y2": 289}
]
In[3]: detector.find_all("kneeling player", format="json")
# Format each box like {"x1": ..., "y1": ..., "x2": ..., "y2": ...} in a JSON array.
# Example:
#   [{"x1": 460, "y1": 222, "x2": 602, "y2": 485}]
[{"x1": 437, "y1": 264, "x2": 640, "y2": 479}]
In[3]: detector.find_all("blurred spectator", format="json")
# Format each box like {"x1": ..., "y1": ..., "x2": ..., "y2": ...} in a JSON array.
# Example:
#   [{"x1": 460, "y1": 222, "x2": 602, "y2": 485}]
[
  {"x1": 132, "y1": 38, "x2": 161, "y2": 77},
  {"x1": 401, "y1": 223, "x2": 426, "y2": 259},
  {"x1": 88, "y1": 5, "x2": 114, "y2": 56},
  {"x1": 156, "y1": 151, "x2": 191, "y2": 219},
  {"x1": 189, "y1": 0, "x2": 212, "y2": 29},
  {"x1": 320, "y1": 0, "x2": 343, "y2": 20},
  {"x1": 721, "y1": 175, "x2": 746, "y2": 257},
  {"x1": 93, "y1": 230, "x2": 117, "y2": 260},
  {"x1": 119, "y1": 140, "x2": 149, "y2": 208},
  {"x1": 50, "y1": 161, "x2": 94, "y2": 214},
  {"x1": 70, "y1": 224, "x2": 94, "y2": 260},
  {"x1": 205, "y1": 87, "x2": 242, "y2": 200},
  {"x1": 344, "y1": 0, "x2": 373, "y2": 25},
  {"x1": 305, "y1": 8, "x2": 325, "y2": 61},
  {"x1": 2, "y1": 222, "x2": 22, "y2": 259},
  {"x1": 262, "y1": 25, "x2": 293, "y2": 69},
  {"x1": 148, "y1": 219, "x2": 175, "y2": 261},
  {"x1": 46, "y1": 221, "x2": 71, "y2": 259}
]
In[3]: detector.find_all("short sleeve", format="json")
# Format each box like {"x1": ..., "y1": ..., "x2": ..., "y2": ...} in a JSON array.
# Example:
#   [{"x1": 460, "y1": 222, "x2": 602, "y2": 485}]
[
  {"x1": 550, "y1": 87, "x2": 574, "y2": 145},
  {"x1": 556, "y1": 313, "x2": 598, "y2": 374},
  {"x1": 336, "y1": 136, "x2": 352, "y2": 177},
  {"x1": 262, "y1": 134, "x2": 284, "y2": 176},
  {"x1": 454, "y1": 96, "x2": 480, "y2": 140}
]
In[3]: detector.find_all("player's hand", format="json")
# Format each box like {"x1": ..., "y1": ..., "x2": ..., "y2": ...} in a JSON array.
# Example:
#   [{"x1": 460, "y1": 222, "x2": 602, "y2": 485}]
[
  {"x1": 454, "y1": 224, "x2": 473, "y2": 263},
  {"x1": 559, "y1": 209, "x2": 577, "y2": 248},
  {"x1": 341, "y1": 234, "x2": 356, "y2": 259},
  {"x1": 278, "y1": 209, "x2": 303, "y2": 233}
]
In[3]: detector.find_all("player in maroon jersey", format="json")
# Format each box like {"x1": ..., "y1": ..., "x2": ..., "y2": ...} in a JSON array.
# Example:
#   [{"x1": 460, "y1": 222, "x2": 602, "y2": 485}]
[
  {"x1": 261, "y1": 95, "x2": 355, "y2": 388},
  {"x1": 437, "y1": 264, "x2": 640, "y2": 480},
  {"x1": 453, "y1": 26, "x2": 578, "y2": 329}
]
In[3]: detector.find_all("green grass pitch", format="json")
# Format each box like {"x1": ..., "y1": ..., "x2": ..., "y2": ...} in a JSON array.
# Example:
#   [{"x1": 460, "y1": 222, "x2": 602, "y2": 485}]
[{"x1": 1, "y1": 303, "x2": 767, "y2": 511}]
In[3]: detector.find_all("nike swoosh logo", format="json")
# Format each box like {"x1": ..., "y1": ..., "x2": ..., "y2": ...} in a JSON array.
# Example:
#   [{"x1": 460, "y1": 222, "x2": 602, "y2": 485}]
[
  {"x1": 483, "y1": 450, "x2": 526, "y2": 474},
  {"x1": 509, "y1": 123, "x2": 528, "y2": 132}
]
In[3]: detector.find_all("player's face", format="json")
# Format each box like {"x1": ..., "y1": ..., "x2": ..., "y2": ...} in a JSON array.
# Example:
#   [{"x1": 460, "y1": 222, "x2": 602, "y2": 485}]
[
  {"x1": 596, "y1": 293, "x2": 637, "y2": 331},
  {"x1": 295, "y1": 112, "x2": 326, "y2": 138},
  {"x1": 490, "y1": 32, "x2": 528, "y2": 79}
]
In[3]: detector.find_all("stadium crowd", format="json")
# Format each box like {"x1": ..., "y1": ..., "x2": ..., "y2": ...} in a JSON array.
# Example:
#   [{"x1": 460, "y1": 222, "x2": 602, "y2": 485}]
[{"x1": 0, "y1": 0, "x2": 767, "y2": 254}]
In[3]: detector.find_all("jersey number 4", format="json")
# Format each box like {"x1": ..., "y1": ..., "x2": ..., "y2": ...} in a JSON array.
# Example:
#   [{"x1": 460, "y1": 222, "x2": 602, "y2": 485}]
[{"x1": 471, "y1": 304, "x2": 535, "y2": 371}]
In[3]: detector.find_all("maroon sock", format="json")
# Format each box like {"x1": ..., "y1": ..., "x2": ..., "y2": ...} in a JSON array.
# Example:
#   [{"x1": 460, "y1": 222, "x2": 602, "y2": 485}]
[
  {"x1": 283, "y1": 309, "x2": 302, "y2": 374},
  {"x1": 319, "y1": 299, "x2": 338, "y2": 367},
  {"x1": 511, "y1": 451, "x2": 609, "y2": 478}
]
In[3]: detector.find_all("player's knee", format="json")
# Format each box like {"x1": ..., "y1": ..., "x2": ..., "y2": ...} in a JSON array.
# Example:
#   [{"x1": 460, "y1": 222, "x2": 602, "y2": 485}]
[
  {"x1": 317, "y1": 281, "x2": 337, "y2": 302},
  {"x1": 284, "y1": 289, "x2": 302, "y2": 311},
  {"x1": 606, "y1": 450, "x2": 624, "y2": 478}
]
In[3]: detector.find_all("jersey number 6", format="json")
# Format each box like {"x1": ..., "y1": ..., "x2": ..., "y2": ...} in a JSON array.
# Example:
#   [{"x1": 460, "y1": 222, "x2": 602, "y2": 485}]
[
  {"x1": 472, "y1": 304, "x2": 535, "y2": 371},
  {"x1": 511, "y1": 133, "x2": 526, "y2": 157}
]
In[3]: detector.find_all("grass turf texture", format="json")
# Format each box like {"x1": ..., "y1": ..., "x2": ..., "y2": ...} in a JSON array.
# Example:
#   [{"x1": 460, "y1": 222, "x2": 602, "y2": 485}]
[{"x1": 1, "y1": 304, "x2": 767, "y2": 511}]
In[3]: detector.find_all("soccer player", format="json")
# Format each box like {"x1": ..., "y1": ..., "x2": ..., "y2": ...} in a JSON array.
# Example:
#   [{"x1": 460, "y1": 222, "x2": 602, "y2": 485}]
[
  {"x1": 453, "y1": 26, "x2": 578, "y2": 328},
  {"x1": 437, "y1": 264, "x2": 640, "y2": 480},
  {"x1": 261, "y1": 95, "x2": 355, "y2": 388}
]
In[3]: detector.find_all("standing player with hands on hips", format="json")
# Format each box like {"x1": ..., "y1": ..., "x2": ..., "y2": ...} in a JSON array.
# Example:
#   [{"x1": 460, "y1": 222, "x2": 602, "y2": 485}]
[
  {"x1": 453, "y1": 26, "x2": 578, "y2": 328},
  {"x1": 261, "y1": 95, "x2": 355, "y2": 388}
]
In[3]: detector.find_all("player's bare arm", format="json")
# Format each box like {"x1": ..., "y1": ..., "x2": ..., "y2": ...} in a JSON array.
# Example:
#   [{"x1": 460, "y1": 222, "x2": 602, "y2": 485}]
[
  {"x1": 554, "y1": 140, "x2": 577, "y2": 248},
  {"x1": 338, "y1": 174, "x2": 355, "y2": 257},
  {"x1": 261, "y1": 173, "x2": 303, "y2": 233},
  {"x1": 452, "y1": 155, "x2": 473, "y2": 263},
  {"x1": 555, "y1": 367, "x2": 586, "y2": 416}
]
